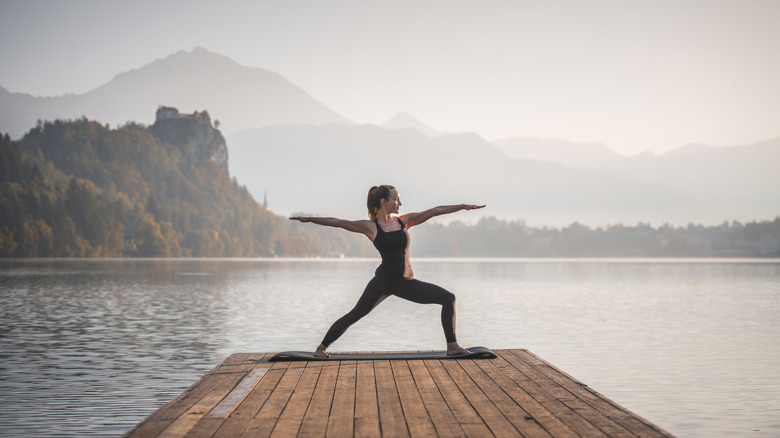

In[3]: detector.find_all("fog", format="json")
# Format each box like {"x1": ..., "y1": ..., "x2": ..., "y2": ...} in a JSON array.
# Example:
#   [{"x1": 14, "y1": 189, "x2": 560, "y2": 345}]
[{"x1": 2, "y1": 0, "x2": 779, "y2": 156}]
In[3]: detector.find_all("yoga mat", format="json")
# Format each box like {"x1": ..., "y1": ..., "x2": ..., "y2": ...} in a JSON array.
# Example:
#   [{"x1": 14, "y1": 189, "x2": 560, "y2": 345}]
[{"x1": 267, "y1": 346, "x2": 496, "y2": 362}]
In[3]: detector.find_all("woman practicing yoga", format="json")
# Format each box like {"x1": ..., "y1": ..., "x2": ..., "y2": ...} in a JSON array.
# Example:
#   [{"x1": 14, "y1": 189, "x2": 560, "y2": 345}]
[{"x1": 290, "y1": 185, "x2": 485, "y2": 358}]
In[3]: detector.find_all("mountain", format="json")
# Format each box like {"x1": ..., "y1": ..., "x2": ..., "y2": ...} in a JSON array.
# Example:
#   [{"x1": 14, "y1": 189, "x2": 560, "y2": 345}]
[
  {"x1": 0, "y1": 47, "x2": 350, "y2": 139},
  {"x1": 382, "y1": 112, "x2": 443, "y2": 137},
  {"x1": 492, "y1": 137, "x2": 621, "y2": 167},
  {"x1": 227, "y1": 124, "x2": 708, "y2": 226}
]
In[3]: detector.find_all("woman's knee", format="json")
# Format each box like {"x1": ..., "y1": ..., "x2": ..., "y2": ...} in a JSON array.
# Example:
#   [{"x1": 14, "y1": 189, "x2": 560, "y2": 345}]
[
  {"x1": 431, "y1": 285, "x2": 455, "y2": 306},
  {"x1": 444, "y1": 290, "x2": 456, "y2": 305},
  {"x1": 345, "y1": 307, "x2": 370, "y2": 322}
]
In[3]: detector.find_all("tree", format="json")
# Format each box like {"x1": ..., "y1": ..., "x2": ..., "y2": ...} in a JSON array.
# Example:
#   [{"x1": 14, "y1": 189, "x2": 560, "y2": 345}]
[
  {"x1": 0, "y1": 226, "x2": 17, "y2": 256},
  {"x1": 134, "y1": 212, "x2": 169, "y2": 257}
]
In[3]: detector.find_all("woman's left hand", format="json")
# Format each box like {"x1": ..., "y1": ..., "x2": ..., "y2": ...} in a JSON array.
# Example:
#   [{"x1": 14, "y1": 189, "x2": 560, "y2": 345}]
[{"x1": 463, "y1": 204, "x2": 486, "y2": 210}]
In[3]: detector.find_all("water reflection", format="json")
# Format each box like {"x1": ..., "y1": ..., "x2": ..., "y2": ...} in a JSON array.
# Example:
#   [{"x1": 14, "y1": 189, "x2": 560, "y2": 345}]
[{"x1": 0, "y1": 258, "x2": 779, "y2": 437}]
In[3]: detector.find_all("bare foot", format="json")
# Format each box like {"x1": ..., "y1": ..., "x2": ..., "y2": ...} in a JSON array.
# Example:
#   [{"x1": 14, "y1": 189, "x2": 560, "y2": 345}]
[
  {"x1": 314, "y1": 345, "x2": 330, "y2": 358},
  {"x1": 446, "y1": 342, "x2": 470, "y2": 356}
]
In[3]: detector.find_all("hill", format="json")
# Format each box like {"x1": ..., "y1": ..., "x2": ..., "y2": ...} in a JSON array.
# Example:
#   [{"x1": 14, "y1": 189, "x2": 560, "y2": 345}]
[
  {"x1": 0, "y1": 47, "x2": 350, "y2": 139},
  {"x1": 0, "y1": 109, "x2": 370, "y2": 257}
]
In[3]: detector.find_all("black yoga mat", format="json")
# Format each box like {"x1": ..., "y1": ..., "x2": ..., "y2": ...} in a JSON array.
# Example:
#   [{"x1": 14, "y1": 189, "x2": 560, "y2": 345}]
[{"x1": 267, "y1": 346, "x2": 496, "y2": 362}]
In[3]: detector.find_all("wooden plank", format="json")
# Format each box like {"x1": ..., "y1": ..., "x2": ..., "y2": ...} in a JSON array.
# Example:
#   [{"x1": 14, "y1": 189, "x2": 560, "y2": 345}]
[
  {"x1": 156, "y1": 357, "x2": 257, "y2": 438},
  {"x1": 440, "y1": 359, "x2": 520, "y2": 437},
  {"x1": 269, "y1": 360, "x2": 325, "y2": 437},
  {"x1": 212, "y1": 361, "x2": 291, "y2": 437},
  {"x1": 186, "y1": 355, "x2": 273, "y2": 438},
  {"x1": 298, "y1": 362, "x2": 340, "y2": 437},
  {"x1": 492, "y1": 351, "x2": 608, "y2": 437},
  {"x1": 207, "y1": 367, "x2": 269, "y2": 418},
  {"x1": 506, "y1": 349, "x2": 637, "y2": 437},
  {"x1": 501, "y1": 350, "x2": 618, "y2": 437},
  {"x1": 123, "y1": 354, "x2": 250, "y2": 438},
  {"x1": 519, "y1": 350, "x2": 674, "y2": 437},
  {"x1": 457, "y1": 359, "x2": 552, "y2": 438},
  {"x1": 241, "y1": 362, "x2": 307, "y2": 437},
  {"x1": 245, "y1": 353, "x2": 266, "y2": 362},
  {"x1": 374, "y1": 360, "x2": 410, "y2": 438},
  {"x1": 390, "y1": 360, "x2": 437, "y2": 437},
  {"x1": 354, "y1": 360, "x2": 381, "y2": 437},
  {"x1": 325, "y1": 361, "x2": 356, "y2": 438},
  {"x1": 472, "y1": 354, "x2": 579, "y2": 437},
  {"x1": 425, "y1": 359, "x2": 493, "y2": 436},
  {"x1": 407, "y1": 360, "x2": 465, "y2": 437}
]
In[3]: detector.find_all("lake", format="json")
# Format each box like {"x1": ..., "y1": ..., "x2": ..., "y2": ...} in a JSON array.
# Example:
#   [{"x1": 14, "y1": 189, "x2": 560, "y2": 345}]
[{"x1": 1, "y1": 258, "x2": 779, "y2": 437}]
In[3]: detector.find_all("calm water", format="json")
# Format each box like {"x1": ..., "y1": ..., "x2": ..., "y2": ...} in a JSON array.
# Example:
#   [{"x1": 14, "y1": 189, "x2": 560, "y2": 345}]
[{"x1": 1, "y1": 258, "x2": 779, "y2": 437}]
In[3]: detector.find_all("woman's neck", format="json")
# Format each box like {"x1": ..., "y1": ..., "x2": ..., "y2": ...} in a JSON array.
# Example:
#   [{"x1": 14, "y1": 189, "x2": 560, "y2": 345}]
[{"x1": 377, "y1": 212, "x2": 394, "y2": 225}]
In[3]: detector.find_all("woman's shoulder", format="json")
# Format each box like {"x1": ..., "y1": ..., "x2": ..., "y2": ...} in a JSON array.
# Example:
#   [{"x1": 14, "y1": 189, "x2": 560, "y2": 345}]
[{"x1": 358, "y1": 219, "x2": 378, "y2": 231}]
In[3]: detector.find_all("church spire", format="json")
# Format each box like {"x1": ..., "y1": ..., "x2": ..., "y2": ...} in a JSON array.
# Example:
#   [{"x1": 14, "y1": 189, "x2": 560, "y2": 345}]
[{"x1": 263, "y1": 188, "x2": 268, "y2": 210}]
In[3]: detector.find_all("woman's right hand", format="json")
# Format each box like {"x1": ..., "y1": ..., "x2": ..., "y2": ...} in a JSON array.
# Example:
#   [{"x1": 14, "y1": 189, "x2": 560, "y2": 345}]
[{"x1": 289, "y1": 216, "x2": 310, "y2": 223}]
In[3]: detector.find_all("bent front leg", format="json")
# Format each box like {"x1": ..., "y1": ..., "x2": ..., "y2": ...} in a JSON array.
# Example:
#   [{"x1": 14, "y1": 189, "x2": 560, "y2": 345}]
[{"x1": 395, "y1": 279, "x2": 457, "y2": 343}]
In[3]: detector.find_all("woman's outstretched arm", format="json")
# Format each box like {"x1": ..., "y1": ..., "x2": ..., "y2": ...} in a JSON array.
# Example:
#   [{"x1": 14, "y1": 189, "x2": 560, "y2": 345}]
[
  {"x1": 290, "y1": 216, "x2": 376, "y2": 240},
  {"x1": 400, "y1": 204, "x2": 485, "y2": 228}
]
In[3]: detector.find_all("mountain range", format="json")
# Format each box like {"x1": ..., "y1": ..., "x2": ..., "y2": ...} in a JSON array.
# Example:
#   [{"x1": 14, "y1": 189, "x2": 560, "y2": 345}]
[
  {"x1": 2, "y1": 47, "x2": 777, "y2": 226},
  {"x1": 0, "y1": 47, "x2": 348, "y2": 139},
  {"x1": 227, "y1": 124, "x2": 728, "y2": 226},
  {"x1": 491, "y1": 136, "x2": 780, "y2": 224}
]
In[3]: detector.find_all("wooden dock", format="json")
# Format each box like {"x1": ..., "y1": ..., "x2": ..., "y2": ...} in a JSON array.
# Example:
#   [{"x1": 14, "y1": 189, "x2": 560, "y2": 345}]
[{"x1": 123, "y1": 349, "x2": 673, "y2": 437}]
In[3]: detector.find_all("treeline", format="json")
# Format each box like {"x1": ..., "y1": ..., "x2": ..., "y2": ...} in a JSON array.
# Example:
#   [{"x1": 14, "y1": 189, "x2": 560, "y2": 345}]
[
  {"x1": 412, "y1": 216, "x2": 780, "y2": 257},
  {"x1": 0, "y1": 117, "x2": 368, "y2": 257}
]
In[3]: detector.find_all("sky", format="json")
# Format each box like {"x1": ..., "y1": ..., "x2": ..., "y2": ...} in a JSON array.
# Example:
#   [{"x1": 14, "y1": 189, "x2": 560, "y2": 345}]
[{"x1": 1, "y1": 0, "x2": 778, "y2": 155}]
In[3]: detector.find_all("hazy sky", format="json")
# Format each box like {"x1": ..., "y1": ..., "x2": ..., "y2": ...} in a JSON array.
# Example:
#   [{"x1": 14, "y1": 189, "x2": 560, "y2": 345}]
[{"x1": 1, "y1": 0, "x2": 778, "y2": 155}]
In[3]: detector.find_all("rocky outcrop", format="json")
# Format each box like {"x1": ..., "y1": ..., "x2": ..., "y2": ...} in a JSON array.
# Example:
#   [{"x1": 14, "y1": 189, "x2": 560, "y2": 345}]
[{"x1": 150, "y1": 106, "x2": 228, "y2": 172}]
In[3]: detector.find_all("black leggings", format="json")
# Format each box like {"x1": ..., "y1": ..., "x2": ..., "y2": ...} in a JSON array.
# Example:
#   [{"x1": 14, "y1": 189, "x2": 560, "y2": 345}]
[{"x1": 321, "y1": 276, "x2": 457, "y2": 347}]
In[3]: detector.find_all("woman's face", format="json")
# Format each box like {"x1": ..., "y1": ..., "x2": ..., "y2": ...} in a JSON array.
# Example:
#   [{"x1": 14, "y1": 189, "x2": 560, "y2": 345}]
[{"x1": 383, "y1": 189, "x2": 402, "y2": 214}]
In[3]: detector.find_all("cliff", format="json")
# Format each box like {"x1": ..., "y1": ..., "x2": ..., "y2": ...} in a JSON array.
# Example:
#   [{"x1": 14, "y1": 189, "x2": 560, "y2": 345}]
[{"x1": 150, "y1": 106, "x2": 229, "y2": 172}]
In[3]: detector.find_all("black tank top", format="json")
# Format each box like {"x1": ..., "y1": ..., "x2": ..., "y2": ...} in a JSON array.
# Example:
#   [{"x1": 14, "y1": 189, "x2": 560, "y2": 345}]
[{"x1": 373, "y1": 217, "x2": 410, "y2": 278}]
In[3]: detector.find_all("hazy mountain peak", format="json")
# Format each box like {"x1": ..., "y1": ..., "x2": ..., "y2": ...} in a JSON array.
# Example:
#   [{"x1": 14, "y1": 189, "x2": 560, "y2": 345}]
[
  {"x1": 382, "y1": 112, "x2": 441, "y2": 137},
  {"x1": 111, "y1": 46, "x2": 245, "y2": 83},
  {"x1": 0, "y1": 48, "x2": 350, "y2": 138},
  {"x1": 173, "y1": 46, "x2": 238, "y2": 65}
]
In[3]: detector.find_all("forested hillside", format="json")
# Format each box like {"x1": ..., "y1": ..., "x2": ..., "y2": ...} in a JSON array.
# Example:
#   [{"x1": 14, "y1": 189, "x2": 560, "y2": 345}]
[{"x1": 0, "y1": 114, "x2": 371, "y2": 257}]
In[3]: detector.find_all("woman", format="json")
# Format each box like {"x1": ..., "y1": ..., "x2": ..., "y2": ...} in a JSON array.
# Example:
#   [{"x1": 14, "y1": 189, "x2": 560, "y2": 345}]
[{"x1": 290, "y1": 185, "x2": 485, "y2": 358}]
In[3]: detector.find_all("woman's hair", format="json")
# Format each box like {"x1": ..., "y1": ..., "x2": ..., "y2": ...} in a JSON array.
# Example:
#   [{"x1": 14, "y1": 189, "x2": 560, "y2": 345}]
[{"x1": 367, "y1": 185, "x2": 396, "y2": 220}]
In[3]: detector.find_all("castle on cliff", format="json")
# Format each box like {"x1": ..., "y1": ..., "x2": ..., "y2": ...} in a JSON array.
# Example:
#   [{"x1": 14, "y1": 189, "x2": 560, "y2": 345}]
[
  {"x1": 156, "y1": 106, "x2": 211, "y2": 123},
  {"x1": 151, "y1": 106, "x2": 228, "y2": 173}
]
